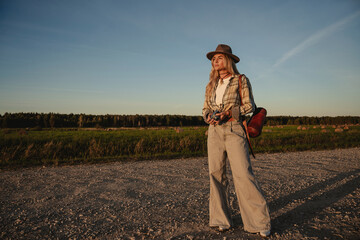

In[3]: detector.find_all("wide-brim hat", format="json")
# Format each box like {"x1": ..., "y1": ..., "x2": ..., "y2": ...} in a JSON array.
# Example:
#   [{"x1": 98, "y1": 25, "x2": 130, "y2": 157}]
[{"x1": 206, "y1": 44, "x2": 240, "y2": 63}]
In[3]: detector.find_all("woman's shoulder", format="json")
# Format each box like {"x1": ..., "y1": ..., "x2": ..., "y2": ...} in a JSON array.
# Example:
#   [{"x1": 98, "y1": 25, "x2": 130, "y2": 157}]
[
  {"x1": 232, "y1": 73, "x2": 249, "y2": 82},
  {"x1": 238, "y1": 73, "x2": 249, "y2": 78},
  {"x1": 233, "y1": 73, "x2": 248, "y2": 79},
  {"x1": 234, "y1": 74, "x2": 251, "y2": 88}
]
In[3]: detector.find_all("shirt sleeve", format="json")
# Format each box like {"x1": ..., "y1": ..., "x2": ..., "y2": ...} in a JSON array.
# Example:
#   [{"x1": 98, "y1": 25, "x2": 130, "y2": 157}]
[
  {"x1": 202, "y1": 98, "x2": 211, "y2": 123},
  {"x1": 231, "y1": 75, "x2": 255, "y2": 121}
]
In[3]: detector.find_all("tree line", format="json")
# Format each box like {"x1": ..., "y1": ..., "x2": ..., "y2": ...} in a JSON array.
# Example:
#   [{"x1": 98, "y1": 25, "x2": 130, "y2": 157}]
[
  {"x1": 0, "y1": 112, "x2": 359, "y2": 128},
  {"x1": 0, "y1": 113, "x2": 206, "y2": 128}
]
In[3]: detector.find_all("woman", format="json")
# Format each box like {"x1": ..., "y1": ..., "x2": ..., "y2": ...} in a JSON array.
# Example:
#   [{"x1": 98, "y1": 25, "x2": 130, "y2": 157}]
[{"x1": 202, "y1": 44, "x2": 271, "y2": 237}]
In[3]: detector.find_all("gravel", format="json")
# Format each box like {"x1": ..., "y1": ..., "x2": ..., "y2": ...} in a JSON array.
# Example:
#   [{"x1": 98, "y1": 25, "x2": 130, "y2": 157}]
[{"x1": 1, "y1": 148, "x2": 359, "y2": 239}]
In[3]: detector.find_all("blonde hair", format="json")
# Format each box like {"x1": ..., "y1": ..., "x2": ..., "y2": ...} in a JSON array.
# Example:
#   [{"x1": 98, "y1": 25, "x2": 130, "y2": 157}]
[{"x1": 205, "y1": 54, "x2": 239, "y2": 98}]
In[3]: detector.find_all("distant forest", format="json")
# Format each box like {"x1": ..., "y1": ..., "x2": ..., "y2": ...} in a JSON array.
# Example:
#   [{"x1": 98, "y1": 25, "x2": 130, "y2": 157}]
[{"x1": 1, "y1": 113, "x2": 359, "y2": 128}]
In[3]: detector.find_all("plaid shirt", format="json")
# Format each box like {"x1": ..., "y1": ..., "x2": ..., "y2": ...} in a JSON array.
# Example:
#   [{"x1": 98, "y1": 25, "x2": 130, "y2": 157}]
[{"x1": 202, "y1": 74, "x2": 255, "y2": 122}]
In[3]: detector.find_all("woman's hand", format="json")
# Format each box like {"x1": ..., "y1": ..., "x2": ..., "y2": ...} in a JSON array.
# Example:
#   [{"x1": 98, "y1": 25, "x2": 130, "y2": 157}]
[
  {"x1": 207, "y1": 114, "x2": 217, "y2": 125},
  {"x1": 207, "y1": 110, "x2": 232, "y2": 125}
]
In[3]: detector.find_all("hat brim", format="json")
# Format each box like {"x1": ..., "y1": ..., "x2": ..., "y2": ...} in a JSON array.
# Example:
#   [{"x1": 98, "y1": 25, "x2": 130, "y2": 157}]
[{"x1": 206, "y1": 51, "x2": 240, "y2": 63}]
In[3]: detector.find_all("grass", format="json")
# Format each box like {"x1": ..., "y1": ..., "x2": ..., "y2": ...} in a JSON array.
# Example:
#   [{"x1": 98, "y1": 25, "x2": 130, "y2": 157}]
[
  {"x1": 1, "y1": 125, "x2": 359, "y2": 169},
  {"x1": 252, "y1": 125, "x2": 360, "y2": 153}
]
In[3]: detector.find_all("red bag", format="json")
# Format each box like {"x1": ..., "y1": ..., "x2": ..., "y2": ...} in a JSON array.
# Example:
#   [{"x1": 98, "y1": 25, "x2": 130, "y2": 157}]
[{"x1": 247, "y1": 107, "x2": 267, "y2": 138}]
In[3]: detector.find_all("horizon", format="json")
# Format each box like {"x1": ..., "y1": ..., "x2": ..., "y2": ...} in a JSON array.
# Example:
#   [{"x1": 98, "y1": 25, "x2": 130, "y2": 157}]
[
  {"x1": 1, "y1": 0, "x2": 360, "y2": 117},
  {"x1": 1, "y1": 111, "x2": 360, "y2": 118}
]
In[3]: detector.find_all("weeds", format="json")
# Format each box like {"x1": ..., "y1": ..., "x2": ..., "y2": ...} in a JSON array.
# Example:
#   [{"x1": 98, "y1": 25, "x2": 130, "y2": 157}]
[{"x1": 0, "y1": 125, "x2": 359, "y2": 168}]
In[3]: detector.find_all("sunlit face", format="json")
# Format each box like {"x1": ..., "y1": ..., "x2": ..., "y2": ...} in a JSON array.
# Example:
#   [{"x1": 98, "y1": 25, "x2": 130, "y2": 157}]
[{"x1": 211, "y1": 54, "x2": 226, "y2": 71}]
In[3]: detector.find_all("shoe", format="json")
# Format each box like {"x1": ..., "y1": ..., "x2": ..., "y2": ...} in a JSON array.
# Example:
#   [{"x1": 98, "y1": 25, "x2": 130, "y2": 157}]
[
  {"x1": 218, "y1": 226, "x2": 230, "y2": 232},
  {"x1": 259, "y1": 230, "x2": 271, "y2": 237}
]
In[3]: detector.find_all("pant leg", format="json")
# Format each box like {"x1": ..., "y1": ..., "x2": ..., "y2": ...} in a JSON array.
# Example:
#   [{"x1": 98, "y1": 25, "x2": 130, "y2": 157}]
[
  {"x1": 225, "y1": 122, "x2": 271, "y2": 232},
  {"x1": 207, "y1": 124, "x2": 232, "y2": 228}
]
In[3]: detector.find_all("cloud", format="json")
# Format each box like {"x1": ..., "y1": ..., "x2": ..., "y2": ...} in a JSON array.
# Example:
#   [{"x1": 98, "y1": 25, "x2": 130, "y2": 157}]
[{"x1": 273, "y1": 10, "x2": 360, "y2": 68}]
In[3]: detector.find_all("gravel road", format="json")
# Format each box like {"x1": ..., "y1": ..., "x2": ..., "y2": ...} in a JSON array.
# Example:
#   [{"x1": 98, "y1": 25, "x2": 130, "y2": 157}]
[{"x1": 1, "y1": 148, "x2": 359, "y2": 239}]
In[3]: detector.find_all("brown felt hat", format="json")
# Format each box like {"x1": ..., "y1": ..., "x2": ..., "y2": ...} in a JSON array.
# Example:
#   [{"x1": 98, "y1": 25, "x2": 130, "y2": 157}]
[{"x1": 206, "y1": 44, "x2": 240, "y2": 63}]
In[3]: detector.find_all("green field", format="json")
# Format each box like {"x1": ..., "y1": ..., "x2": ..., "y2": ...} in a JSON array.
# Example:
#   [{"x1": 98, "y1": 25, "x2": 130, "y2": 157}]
[{"x1": 1, "y1": 125, "x2": 360, "y2": 168}]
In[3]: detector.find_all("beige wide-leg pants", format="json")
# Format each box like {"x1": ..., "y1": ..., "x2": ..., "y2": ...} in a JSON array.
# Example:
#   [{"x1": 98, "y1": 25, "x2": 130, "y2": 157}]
[{"x1": 207, "y1": 121, "x2": 271, "y2": 232}]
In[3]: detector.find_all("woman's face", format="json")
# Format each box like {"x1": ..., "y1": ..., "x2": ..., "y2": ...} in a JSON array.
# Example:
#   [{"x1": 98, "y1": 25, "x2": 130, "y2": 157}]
[{"x1": 211, "y1": 54, "x2": 226, "y2": 71}]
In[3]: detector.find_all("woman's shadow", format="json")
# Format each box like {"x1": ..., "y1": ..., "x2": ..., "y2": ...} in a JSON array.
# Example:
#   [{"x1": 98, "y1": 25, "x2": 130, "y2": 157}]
[{"x1": 269, "y1": 168, "x2": 360, "y2": 238}]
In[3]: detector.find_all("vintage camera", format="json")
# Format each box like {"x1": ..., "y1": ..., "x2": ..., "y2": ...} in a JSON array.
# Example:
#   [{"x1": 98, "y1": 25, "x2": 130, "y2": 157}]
[{"x1": 210, "y1": 110, "x2": 220, "y2": 121}]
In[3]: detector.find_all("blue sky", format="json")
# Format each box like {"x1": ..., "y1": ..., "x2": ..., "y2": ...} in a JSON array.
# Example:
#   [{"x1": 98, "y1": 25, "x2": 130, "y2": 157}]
[{"x1": 0, "y1": 0, "x2": 359, "y2": 116}]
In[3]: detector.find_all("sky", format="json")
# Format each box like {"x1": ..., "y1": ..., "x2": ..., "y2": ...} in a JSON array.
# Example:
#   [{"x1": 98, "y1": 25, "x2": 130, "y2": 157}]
[{"x1": 0, "y1": 0, "x2": 359, "y2": 117}]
